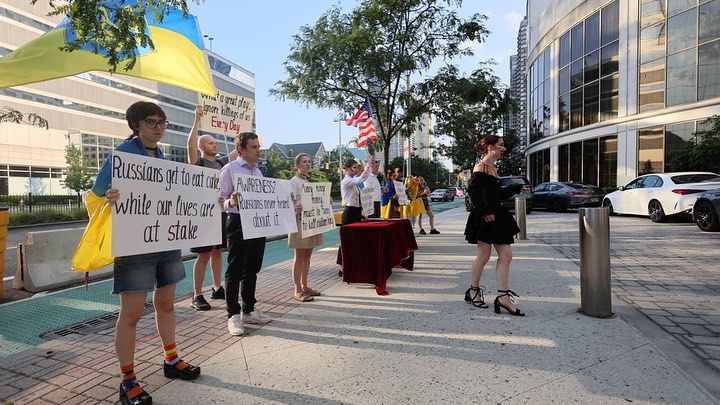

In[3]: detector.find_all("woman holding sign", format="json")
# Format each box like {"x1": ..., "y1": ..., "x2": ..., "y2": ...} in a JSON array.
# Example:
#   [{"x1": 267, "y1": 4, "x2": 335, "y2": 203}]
[
  {"x1": 288, "y1": 153, "x2": 324, "y2": 302},
  {"x1": 99, "y1": 102, "x2": 200, "y2": 405}
]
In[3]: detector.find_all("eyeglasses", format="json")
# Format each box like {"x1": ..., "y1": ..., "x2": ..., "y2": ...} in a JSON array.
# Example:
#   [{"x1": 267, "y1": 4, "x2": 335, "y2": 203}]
[{"x1": 142, "y1": 119, "x2": 169, "y2": 129}]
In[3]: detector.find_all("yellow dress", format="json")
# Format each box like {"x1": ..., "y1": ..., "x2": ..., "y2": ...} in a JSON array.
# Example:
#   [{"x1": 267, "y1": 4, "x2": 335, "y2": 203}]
[{"x1": 401, "y1": 177, "x2": 425, "y2": 218}]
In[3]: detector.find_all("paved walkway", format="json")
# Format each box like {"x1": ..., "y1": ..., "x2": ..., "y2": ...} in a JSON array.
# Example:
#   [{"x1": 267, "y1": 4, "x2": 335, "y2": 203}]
[{"x1": 1, "y1": 206, "x2": 718, "y2": 404}]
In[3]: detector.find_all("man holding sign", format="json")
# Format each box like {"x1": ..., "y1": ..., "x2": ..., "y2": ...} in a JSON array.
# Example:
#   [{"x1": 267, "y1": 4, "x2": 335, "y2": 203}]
[{"x1": 219, "y1": 132, "x2": 274, "y2": 336}]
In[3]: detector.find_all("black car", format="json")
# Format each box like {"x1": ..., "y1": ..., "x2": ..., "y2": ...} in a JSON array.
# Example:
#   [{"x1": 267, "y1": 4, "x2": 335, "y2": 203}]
[
  {"x1": 465, "y1": 176, "x2": 534, "y2": 214},
  {"x1": 692, "y1": 188, "x2": 720, "y2": 232},
  {"x1": 534, "y1": 182, "x2": 605, "y2": 212}
]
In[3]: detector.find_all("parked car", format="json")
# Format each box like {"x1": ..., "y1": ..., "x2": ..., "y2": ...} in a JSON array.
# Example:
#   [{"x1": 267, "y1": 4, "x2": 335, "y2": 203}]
[
  {"x1": 448, "y1": 187, "x2": 465, "y2": 197},
  {"x1": 534, "y1": 182, "x2": 605, "y2": 212},
  {"x1": 430, "y1": 188, "x2": 454, "y2": 202},
  {"x1": 464, "y1": 176, "x2": 534, "y2": 214},
  {"x1": 692, "y1": 188, "x2": 720, "y2": 232},
  {"x1": 602, "y1": 172, "x2": 720, "y2": 222}
]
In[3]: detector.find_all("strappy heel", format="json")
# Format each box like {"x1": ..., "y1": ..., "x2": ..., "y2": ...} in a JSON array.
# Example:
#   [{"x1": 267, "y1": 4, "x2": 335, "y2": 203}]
[
  {"x1": 494, "y1": 290, "x2": 525, "y2": 316},
  {"x1": 464, "y1": 286, "x2": 489, "y2": 308}
]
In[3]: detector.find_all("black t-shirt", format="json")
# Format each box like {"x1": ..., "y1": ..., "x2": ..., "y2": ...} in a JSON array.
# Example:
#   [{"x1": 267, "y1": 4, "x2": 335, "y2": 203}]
[{"x1": 195, "y1": 155, "x2": 229, "y2": 170}]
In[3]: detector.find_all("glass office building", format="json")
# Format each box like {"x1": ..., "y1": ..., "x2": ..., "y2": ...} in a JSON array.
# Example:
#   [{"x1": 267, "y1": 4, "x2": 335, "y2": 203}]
[
  {"x1": 525, "y1": 0, "x2": 720, "y2": 188},
  {"x1": 0, "y1": 0, "x2": 255, "y2": 195}
]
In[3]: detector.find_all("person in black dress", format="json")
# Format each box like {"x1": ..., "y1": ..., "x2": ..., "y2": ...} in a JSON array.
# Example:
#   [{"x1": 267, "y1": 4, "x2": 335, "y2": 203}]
[{"x1": 463, "y1": 135, "x2": 525, "y2": 316}]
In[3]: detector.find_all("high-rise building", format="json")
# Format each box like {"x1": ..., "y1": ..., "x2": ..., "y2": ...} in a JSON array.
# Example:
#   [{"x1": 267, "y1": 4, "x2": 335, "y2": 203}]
[
  {"x1": 0, "y1": 0, "x2": 254, "y2": 195},
  {"x1": 386, "y1": 113, "x2": 434, "y2": 163},
  {"x1": 525, "y1": 0, "x2": 720, "y2": 188},
  {"x1": 511, "y1": 17, "x2": 529, "y2": 146}
]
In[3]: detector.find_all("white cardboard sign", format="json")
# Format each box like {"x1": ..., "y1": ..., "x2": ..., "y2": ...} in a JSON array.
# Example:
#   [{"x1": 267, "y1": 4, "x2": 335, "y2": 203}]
[
  {"x1": 300, "y1": 182, "x2": 335, "y2": 237},
  {"x1": 394, "y1": 181, "x2": 409, "y2": 206},
  {"x1": 233, "y1": 174, "x2": 297, "y2": 238}
]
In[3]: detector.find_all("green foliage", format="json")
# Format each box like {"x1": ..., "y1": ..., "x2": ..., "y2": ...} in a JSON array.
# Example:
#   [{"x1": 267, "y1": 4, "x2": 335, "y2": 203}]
[
  {"x1": 37, "y1": 0, "x2": 194, "y2": 72},
  {"x1": 276, "y1": 169, "x2": 294, "y2": 180},
  {"x1": 495, "y1": 128, "x2": 524, "y2": 176},
  {"x1": 0, "y1": 106, "x2": 49, "y2": 129},
  {"x1": 307, "y1": 169, "x2": 328, "y2": 183},
  {"x1": 388, "y1": 155, "x2": 451, "y2": 189},
  {"x1": 61, "y1": 144, "x2": 96, "y2": 195},
  {"x1": 271, "y1": 0, "x2": 492, "y2": 175},
  {"x1": 669, "y1": 115, "x2": 720, "y2": 174},
  {"x1": 261, "y1": 149, "x2": 291, "y2": 179},
  {"x1": 322, "y1": 148, "x2": 356, "y2": 196},
  {"x1": 9, "y1": 208, "x2": 88, "y2": 226},
  {"x1": 433, "y1": 68, "x2": 516, "y2": 171}
]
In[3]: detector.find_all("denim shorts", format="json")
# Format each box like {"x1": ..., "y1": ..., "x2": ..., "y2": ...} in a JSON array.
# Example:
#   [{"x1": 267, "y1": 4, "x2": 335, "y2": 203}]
[{"x1": 112, "y1": 250, "x2": 186, "y2": 294}]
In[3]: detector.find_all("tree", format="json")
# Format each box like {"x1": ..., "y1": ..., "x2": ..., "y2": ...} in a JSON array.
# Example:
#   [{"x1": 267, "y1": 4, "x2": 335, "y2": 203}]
[
  {"x1": 322, "y1": 148, "x2": 355, "y2": 196},
  {"x1": 0, "y1": 106, "x2": 49, "y2": 129},
  {"x1": 60, "y1": 143, "x2": 96, "y2": 202},
  {"x1": 270, "y1": 0, "x2": 492, "y2": 175},
  {"x1": 388, "y1": 154, "x2": 451, "y2": 189},
  {"x1": 432, "y1": 66, "x2": 515, "y2": 171},
  {"x1": 260, "y1": 149, "x2": 290, "y2": 179},
  {"x1": 669, "y1": 115, "x2": 720, "y2": 174}
]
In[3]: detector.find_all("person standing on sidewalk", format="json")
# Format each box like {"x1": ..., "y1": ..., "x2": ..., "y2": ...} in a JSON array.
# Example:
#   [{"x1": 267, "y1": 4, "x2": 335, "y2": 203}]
[
  {"x1": 186, "y1": 105, "x2": 238, "y2": 311},
  {"x1": 380, "y1": 169, "x2": 400, "y2": 219},
  {"x1": 288, "y1": 153, "x2": 324, "y2": 302},
  {"x1": 416, "y1": 176, "x2": 439, "y2": 235},
  {"x1": 363, "y1": 158, "x2": 382, "y2": 218},
  {"x1": 97, "y1": 101, "x2": 201, "y2": 405},
  {"x1": 336, "y1": 156, "x2": 375, "y2": 275},
  {"x1": 464, "y1": 135, "x2": 525, "y2": 316},
  {"x1": 220, "y1": 132, "x2": 273, "y2": 336}
]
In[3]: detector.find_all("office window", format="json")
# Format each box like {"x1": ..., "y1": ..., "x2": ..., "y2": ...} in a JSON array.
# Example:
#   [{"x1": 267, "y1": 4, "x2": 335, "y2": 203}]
[
  {"x1": 666, "y1": 48, "x2": 696, "y2": 106},
  {"x1": 698, "y1": 40, "x2": 720, "y2": 100},
  {"x1": 639, "y1": 127, "x2": 664, "y2": 174}
]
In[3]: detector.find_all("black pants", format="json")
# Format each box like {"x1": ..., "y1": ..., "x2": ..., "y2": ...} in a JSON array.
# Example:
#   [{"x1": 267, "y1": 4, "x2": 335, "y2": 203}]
[
  {"x1": 336, "y1": 206, "x2": 363, "y2": 265},
  {"x1": 368, "y1": 201, "x2": 381, "y2": 219},
  {"x1": 225, "y1": 213, "x2": 266, "y2": 317}
]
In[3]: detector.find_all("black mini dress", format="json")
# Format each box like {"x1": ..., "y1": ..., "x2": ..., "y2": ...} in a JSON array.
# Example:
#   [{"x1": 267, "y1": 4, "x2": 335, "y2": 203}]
[{"x1": 464, "y1": 171, "x2": 521, "y2": 245}]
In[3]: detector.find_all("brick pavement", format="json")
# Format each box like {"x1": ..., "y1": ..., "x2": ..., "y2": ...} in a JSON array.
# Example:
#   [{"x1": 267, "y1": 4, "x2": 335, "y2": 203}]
[
  {"x1": 0, "y1": 244, "x2": 345, "y2": 405},
  {"x1": 530, "y1": 211, "x2": 720, "y2": 372}
]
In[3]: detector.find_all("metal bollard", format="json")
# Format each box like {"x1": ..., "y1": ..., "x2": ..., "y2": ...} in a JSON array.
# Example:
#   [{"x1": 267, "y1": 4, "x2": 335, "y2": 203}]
[
  {"x1": 515, "y1": 197, "x2": 527, "y2": 240},
  {"x1": 578, "y1": 207, "x2": 614, "y2": 318}
]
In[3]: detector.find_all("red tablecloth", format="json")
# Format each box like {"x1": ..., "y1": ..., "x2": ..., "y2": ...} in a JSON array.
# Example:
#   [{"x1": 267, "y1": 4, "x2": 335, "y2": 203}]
[{"x1": 339, "y1": 219, "x2": 418, "y2": 295}]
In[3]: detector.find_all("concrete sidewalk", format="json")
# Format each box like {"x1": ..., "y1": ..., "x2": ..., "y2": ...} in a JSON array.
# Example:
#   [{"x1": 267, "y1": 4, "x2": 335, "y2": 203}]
[
  {"x1": 154, "y1": 208, "x2": 716, "y2": 404},
  {"x1": 0, "y1": 206, "x2": 717, "y2": 404}
]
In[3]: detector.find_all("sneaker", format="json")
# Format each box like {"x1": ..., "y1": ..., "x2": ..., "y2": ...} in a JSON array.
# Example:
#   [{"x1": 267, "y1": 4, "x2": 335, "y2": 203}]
[
  {"x1": 191, "y1": 294, "x2": 211, "y2": 310},
  {"x1": 163, "y1": 360, "x2": 201, "y2": 380},
  {"x1": 419, "y1": 229, "x2": 426, "y2": 235},
  {"x1": 228, "y1": 314, "x2": 244, "y2": 335},
  {"x1": 429, "y1": 229, "x2": 440, "y2": 234},
  {"x1": 210, "y1": 286, "x2": 225, "y2": 300},
  {"x1": 242, "y1": 310, "x2": 273, "y2": 324}
]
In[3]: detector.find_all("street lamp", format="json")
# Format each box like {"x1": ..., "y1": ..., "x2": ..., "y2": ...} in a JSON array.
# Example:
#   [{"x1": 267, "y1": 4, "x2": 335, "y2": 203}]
[
  {"x1": 203, "y1": 34, "x2": 214, "y2": 51},
  {"x1": 333, "y1": 114, "x2": 344, "y2": 179}
]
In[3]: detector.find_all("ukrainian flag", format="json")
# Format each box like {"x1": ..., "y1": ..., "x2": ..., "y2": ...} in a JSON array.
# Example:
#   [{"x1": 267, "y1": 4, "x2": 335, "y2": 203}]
[
  {"x1": 72, "y1": 159, "x2": 113, "y2": 272},
  {"x1": 0, "y1": 1, "x2": 215, "y2": 96}
]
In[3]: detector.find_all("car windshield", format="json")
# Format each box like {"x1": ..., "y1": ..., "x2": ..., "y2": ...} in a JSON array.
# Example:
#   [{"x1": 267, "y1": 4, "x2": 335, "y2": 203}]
[{"x1": 671, "y1": 174, "x2": 720, "y2": 184}]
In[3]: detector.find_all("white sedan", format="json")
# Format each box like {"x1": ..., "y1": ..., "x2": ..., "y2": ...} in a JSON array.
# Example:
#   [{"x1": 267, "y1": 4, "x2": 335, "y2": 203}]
[{"x1": 602, "y1": 172, "x2": 720, "y2": 222}]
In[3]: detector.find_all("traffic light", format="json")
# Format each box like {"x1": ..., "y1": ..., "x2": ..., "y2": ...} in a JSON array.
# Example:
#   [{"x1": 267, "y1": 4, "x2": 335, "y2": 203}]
[{"x1": 325, "y1": 163, "x2": 330, "y2": 170}]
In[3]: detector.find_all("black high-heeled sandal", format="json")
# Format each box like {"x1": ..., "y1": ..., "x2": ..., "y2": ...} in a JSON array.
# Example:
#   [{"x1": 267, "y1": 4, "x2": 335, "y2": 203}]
[
  {"x1": 494, "y1": 290, "x2": 525, "y2": 316},
  {"x1": 464, "y1": 286, "x2": 488, "y2": 308}
]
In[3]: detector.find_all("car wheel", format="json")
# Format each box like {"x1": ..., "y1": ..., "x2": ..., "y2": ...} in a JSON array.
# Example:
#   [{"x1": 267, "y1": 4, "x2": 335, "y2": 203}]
[
  {"x1": 552, "y1": 199, "x2": 567, "y2": 213},
  {"x1": 451, "y1": 196, "x2": 455, "y2": 201},
  {"x1": 648, "y1": 199, "x2": 667, "y2": 223},
  {"x1": 602, "y1": 198, "x2": 616, "y2": 215},
  {"x1": 694, "y1": 200, "x2": 720, "y2": 231},
  {"x1": 431, "y1": 198, "x2": 436, "y2": 202}
]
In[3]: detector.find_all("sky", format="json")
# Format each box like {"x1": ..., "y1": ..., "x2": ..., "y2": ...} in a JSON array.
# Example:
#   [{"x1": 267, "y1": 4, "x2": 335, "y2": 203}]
[{"x1": 188, "y1": 1, "x2": 527, "y2": 160}]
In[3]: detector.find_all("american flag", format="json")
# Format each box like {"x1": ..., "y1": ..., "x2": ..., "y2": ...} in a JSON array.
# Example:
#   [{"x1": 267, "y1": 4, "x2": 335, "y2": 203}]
[{"x1": 345, "y1": 98, "x2": 377, "y2": 147}]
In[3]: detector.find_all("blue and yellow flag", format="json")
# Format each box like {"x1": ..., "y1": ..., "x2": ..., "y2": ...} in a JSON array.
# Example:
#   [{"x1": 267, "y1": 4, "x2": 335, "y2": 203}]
[{"x1": 0, "y1": 1, "x2": 215, "y2": 96}]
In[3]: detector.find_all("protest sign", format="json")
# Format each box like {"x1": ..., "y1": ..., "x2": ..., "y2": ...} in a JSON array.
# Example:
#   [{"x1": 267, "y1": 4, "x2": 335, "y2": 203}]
[
  {"x1": 394, "y1": 180, "x2": 409, "y2": 205},
  {"x1": 198, "y1": 89, "x2": 254, "y2": 135},
  {"x1": 233, "y1": 174, "x2": 296, "y2": 238},
  {"x1": 111, "y1": 151, "x2": 222, "y2": 256},
  {"x1": 299, "y1": 182, "x2": 335, "y2": 237},
  {"x1": 360, "y1": 186, "x2": 375, "y2": 216}
]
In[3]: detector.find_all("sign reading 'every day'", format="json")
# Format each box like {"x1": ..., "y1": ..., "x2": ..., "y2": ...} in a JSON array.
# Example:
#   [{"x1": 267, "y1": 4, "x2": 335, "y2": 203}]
[
  {"x1": 233, "y1": 174, "x2": 297, "y2": 239},
  {"x1": 299, "y1": 182, "x2": 335, "y2": 237},
  {"x1": 198, "y1": 88, "x2": 254, "y2": 135},
  {"x1": 110, "y1": 150, "x2": 222, "y2": 257}
]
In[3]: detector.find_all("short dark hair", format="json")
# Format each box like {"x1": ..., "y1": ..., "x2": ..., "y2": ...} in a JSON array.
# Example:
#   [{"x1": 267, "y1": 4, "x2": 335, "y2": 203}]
[
  {"x1": 235, "y1": 132, "x2": 259, "y2": 150},
  {"x1": 345, "y1": 158, "x2": 358, "y2": 169},
  {"x1": 125, "y1": 101, "x2": 166, "y2": 140}
]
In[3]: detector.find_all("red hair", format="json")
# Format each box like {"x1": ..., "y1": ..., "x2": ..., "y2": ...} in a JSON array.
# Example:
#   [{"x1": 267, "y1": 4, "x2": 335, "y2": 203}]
[{"x1": 476, "y1": 135, "x2": 502, "y2": 155}]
